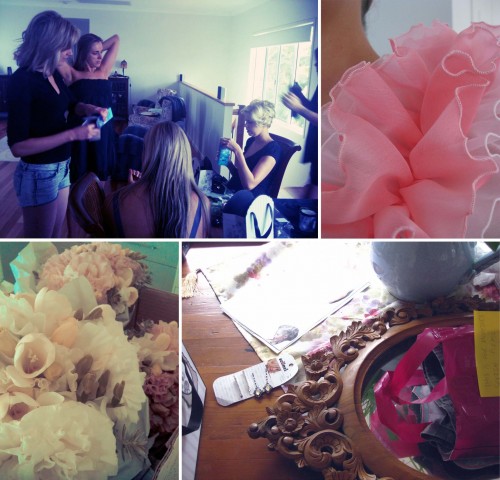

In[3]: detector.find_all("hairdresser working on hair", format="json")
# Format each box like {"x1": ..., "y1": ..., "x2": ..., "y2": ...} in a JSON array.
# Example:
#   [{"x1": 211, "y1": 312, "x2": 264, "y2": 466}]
[
  {"x1": 282, "y1": 48, "x2": 318, "y2": 198},
  {"x1": 221, "y1": 99, "x2": 282, "y2": 197},
  {"x1": 7, "y1": 10, "x2": 107, "y2": 238}
]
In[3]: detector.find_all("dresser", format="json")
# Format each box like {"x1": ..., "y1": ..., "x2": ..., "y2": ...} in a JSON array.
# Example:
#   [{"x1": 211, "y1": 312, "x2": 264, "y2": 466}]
[{"x1": 109, "y1": 74, "x2": 129, "y2": 120}]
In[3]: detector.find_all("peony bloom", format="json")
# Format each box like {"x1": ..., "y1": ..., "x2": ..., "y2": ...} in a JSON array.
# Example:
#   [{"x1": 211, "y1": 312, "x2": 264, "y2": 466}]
[
  {"x1": 37, "y1": 243, "x2": 147, "y2": 315},
  {"x1": 0, "y1": 401, "x2": 118, "y2": 479},
  {"x1": 131, "y1": 321, "x2": 179, "y2": 372},
  {"x1": 322, "y1": 22, "x2": 500, "y2": 238}
]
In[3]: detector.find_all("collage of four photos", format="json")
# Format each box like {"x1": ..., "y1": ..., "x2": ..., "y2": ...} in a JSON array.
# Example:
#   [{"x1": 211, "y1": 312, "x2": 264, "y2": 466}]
[{"x1": 0, "y1": 0, "x2": 499, "y2": 479}]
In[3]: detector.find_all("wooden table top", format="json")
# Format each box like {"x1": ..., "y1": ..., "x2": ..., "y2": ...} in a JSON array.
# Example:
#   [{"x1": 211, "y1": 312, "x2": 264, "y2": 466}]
[{"x1": 182, "y1": 244, "x2": 323, "y2": 480}]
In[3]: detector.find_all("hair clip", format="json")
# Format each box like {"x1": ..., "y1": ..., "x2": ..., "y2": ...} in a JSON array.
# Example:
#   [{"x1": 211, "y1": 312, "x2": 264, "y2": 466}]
[{"x1": 233, "y1": 375, "x2": 243, "y2": 399}]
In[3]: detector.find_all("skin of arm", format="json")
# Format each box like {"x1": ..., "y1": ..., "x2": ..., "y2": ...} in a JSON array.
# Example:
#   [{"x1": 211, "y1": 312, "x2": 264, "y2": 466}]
[
  {"x1": 10, "y1": 104, "x2": 106, "y2": 157},
  {"x1": 57, "y1": 34, "x2": 120, "y2": 83},
  {"x1": 281, "y1": 92, "x2": 318, "y2": 126},
  {"x1": 99, "y1": 34, "x2": 120, "y2": 77},
  {"x1": 223, "y1": 138, "x2": 276, "y2": 190}
]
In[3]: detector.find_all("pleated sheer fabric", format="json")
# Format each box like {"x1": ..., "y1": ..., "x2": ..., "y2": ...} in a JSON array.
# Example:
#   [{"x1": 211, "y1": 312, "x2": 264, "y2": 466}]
[{"x1": 322, "y1": 22, "x2": 500, "y2": 238}]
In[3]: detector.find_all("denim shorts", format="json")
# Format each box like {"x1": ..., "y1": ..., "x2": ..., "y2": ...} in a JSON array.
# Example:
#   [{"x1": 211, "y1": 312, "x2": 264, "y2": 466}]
[{"x1": 14, "y1": 159, "x2": 70, "y2": 207}]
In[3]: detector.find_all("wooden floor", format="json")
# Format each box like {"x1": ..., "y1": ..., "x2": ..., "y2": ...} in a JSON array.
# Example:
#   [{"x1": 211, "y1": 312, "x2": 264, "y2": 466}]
[
  {"x1": 0, "y1": 121, "x2": 23, "y2": 238},
  {"x1": 0, "y1": 119, "x2": 127, "y2": 239}
]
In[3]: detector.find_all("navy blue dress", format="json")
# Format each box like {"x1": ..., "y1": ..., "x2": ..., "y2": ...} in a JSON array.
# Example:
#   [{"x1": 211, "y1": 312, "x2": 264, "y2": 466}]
[
  {"x1": 69, "y1": 79, "x2": 116, "y2": 182},
  {"x1": 226, "y1": 137, "x2": 282, "y2": 197}
]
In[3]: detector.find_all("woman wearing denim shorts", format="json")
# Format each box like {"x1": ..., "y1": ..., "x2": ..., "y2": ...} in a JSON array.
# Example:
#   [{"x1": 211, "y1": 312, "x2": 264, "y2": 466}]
[{"x1": 7, "y1": 11, "x2": 107, "y2": 238}]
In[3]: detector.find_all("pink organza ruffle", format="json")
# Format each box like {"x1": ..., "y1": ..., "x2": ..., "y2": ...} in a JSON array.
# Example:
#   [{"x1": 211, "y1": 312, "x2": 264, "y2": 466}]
[{"x1": 322, "y1": 22, "x2": 500, "y2": 238}]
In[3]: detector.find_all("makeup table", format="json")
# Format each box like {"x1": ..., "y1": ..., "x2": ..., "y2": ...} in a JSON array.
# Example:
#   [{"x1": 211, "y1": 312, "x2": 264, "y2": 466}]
[{"x1": 182, "y1": 244, "x2": 322, "y2": 480}]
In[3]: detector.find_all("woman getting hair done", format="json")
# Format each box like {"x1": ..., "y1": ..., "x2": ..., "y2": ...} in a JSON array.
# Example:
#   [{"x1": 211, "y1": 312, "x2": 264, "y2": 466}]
[{"x1": 104, "y1": 121, "x2": 210, "y2": 238}]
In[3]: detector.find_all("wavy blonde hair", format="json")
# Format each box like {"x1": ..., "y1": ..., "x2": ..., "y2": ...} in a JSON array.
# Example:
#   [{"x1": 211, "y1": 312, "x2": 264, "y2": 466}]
[
  {"x1": 242, "y1": 99, "x2": 275, "y2": 128},
  {"x1": 121, "y1": 121, "x2": 209, "y2": 238},
  {"x1": 14, "y1": 10, "x2": 79, "y2": 78}
]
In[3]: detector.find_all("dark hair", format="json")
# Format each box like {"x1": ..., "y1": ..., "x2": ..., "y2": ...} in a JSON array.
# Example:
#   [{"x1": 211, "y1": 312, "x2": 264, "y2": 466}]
[
  {"x1": 361, "y1": 0, "x2": 373, "y2": 26},
  {"x1": 73, "y1": 33, "x2": 103, "y2": 71}
]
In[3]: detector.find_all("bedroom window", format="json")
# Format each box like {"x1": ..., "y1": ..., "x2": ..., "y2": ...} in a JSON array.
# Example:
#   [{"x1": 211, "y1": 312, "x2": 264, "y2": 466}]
[{"x1": 247, "y1": 22, "x2": 315, "y2": 134}]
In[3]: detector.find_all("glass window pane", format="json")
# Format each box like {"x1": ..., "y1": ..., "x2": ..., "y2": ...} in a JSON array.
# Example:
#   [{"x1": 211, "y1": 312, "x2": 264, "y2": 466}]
[
  {"x1": 262, "y1": 46, "x2": 280, "y2": 104},
  {"x1": 247, "y1": 38, "x2": 313, "y2": 133}
]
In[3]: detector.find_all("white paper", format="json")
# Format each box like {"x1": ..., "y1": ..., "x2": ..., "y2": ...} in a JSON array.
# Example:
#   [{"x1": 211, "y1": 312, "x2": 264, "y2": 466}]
[
  {"x1": 213, "y1": 354, "x2": 298, "y2": 406},
  {"x1": 218, "y1": 241, "x2": 371, "y2": 353}
]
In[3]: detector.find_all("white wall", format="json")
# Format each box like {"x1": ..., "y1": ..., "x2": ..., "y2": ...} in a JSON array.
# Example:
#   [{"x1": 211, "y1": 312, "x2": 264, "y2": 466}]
[
  {"x1": 365, "y1": 0, "x2": 500, "y2": 57},
  {"x1": 365, "y1": 0, "x2": 453, "y2": 56},
  {"x1": 0, "y1": 3, "x2": 233, "y2": 105}
]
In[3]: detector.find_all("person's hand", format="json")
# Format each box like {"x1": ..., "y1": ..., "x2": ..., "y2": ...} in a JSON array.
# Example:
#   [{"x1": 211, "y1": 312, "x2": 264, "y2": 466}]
[
  {"x1": 220, "y1": 137, "x2": 240, "y2": 154},
  {"x1": 72, "y1": 124, "x2": 100, "y2": 141},
  {"x1": 128, "y1": 168, "x2": 142, "y2": 184},
  {"x1": 94, "y1": 106, "x2": 108, "y2": 122},
  {"x1": 281, "y1": 91, "x2": 305, "y2": 113}
]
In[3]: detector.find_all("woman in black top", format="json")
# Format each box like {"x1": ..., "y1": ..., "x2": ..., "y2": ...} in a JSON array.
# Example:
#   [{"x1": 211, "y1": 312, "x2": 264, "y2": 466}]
[
  {"x1": 58, "y1": 33, "x2": 120, "y2": 182},
  {"x1": 221, "y1": 100, "x2": 282, "y2": 197},
  {"x1": 7, "y1": 11, "x2": 106, "y2": 238}
]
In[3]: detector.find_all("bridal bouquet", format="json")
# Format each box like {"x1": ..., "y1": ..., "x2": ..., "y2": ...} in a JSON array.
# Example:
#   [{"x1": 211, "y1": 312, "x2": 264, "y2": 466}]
[
  {"x1": 0, "y1": 284, "x2": 148, "y2": 479},
  {"x1": 129, "y1": 320, "x2": 179, "y2": 467},
  {"x1": 12, "y1": 243, "x2": 150, "y2": 317}
]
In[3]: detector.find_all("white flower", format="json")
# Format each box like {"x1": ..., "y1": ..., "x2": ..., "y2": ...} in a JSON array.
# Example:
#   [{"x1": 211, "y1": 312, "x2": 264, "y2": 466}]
[
  {"x1": 2, "y1": 401, "x2": 118, "y2": 479},
  {"x1": 0, "y1": 391, "x2": 64, "y2": 422},
  {"x1": 70, "y1": 305, "x2": 146, "y2": 424},
  {"x1": 6, "y1": 334, "x2": 56, "y2": 389},
  {"x1": 0, "y1": 329, "x2": 18, "y2": 359}
]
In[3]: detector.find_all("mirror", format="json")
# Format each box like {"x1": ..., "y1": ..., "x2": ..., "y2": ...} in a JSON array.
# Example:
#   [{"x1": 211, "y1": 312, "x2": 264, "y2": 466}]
[{"x1": 248, "y1": 297, "x2": 499, "y2": 480}]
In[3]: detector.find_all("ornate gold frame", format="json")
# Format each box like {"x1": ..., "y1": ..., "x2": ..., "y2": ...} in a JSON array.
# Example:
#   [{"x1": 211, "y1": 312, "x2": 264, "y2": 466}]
[{"x1": 248, "y1": 297, "x2": 498, "y2": 480}]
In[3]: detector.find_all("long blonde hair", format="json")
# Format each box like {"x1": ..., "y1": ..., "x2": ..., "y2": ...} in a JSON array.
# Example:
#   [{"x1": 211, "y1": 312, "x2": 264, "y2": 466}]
[
  {"x1": 122, "y1": 121, "x2": 209, "y2": 238},
  {"x1": 14, "y1": 11, "x2": 79, "y2": 78}
]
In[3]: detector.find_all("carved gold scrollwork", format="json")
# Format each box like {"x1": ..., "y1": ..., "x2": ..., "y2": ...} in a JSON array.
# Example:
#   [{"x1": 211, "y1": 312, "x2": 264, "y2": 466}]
[
  {"x1": 249, "y1": 298, "x2": 499, "y2": 480},
  {"x1": 290, "y1": 379, "x2": 341, "y2": 409},
  {"x1": 329, "y1": 320, "x2": 387, "y2": 369},
  {"x1": 300, "y1": 430, "x2": 375, "y2": 478},
  {"x1": 248, "y1": 318, "x2": 391, "y2": 479}
]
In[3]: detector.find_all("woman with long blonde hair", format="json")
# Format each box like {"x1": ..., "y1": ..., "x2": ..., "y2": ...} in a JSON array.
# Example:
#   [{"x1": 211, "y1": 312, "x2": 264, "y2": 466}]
[
  {"x1": 7, "y1": 10, "x2": 106, "y2": 238},
  {"x1": 104, "y1": 121, "x2": 210, "y2": 238}
]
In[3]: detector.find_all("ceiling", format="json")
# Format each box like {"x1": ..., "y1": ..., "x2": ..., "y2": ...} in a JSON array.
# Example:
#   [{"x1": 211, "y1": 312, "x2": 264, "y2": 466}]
[{"x1": 0, "y1": 0, "x2": 271, "y2": 16}]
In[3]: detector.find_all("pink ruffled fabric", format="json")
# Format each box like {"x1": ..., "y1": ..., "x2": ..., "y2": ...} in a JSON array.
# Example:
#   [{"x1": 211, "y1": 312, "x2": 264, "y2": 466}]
[{"x1": 322, "y1": 22, "x2": 500, "y2": 238}]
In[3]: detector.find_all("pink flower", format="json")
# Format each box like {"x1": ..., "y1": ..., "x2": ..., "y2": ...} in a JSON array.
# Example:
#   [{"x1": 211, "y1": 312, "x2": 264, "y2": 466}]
[
  {"x1": 322, "y1": 22, "x2": 500, "y2": 238},
  {"x1": 144, "y1": 372, "x2": 179, "y2": 435},
  {"x1": 150, "y1": 321, "x2": 179, "y2": 355}
]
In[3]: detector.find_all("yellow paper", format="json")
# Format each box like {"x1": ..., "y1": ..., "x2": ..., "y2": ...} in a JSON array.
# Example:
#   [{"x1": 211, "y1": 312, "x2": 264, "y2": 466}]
[{"x1": 474, "y1": 310, "x2": 500, "y2": 397}]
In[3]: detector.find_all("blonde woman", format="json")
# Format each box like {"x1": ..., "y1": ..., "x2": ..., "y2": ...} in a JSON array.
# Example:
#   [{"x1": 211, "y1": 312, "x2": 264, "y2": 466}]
[
  {"x1": 221, "y1": 99, "x2": 282, "y2": 197},
  {"x1": 104, "y1": 121, "x2": 210, "y2": 238},
  {"x1": 7, "y1": 10, "x2": 106, "y2": 238}
]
